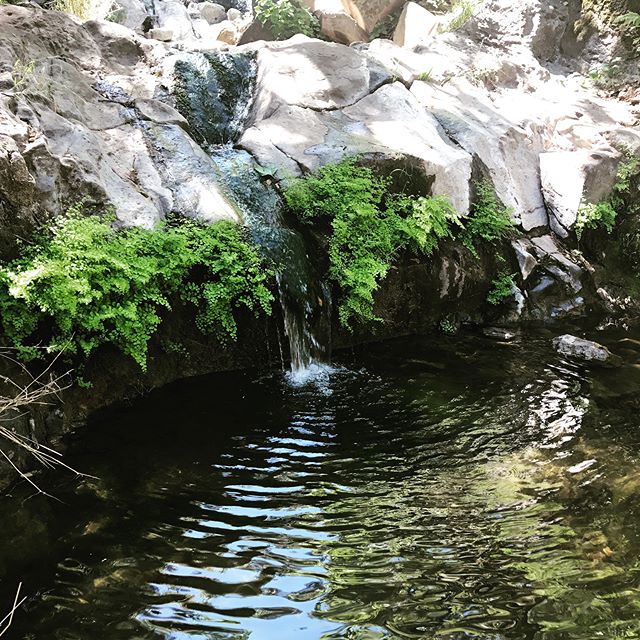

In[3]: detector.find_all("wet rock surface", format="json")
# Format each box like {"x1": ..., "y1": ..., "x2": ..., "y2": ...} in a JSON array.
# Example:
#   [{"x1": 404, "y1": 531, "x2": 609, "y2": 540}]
[{"x1": 553, "y1": 334, "x2": 619, "y2": 364}]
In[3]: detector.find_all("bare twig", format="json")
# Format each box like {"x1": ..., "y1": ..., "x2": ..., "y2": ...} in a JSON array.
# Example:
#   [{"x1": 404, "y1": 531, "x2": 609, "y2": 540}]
[
  {"x1": 0, "y1": 583, "x2": 26, "y2": 637},
  {"x1": 0, "y1": 347, "x2": 95, "y2": 491}
]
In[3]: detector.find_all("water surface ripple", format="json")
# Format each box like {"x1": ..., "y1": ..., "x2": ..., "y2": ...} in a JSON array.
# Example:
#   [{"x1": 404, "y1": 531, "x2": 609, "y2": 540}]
[{"x1": 2, "y1": 331, "x2": 640, "y2": 639}]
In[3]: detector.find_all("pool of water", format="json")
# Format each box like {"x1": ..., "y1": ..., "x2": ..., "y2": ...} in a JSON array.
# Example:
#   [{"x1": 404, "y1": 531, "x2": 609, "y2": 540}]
[{"x1": 2, "y1": 328, "x2": 640, "y2": 639}]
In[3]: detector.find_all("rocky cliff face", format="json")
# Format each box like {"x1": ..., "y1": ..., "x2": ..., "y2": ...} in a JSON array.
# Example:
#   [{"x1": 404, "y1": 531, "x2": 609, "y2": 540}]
[{"x1": 0, "y1": 0, "x2": 639, "y2": 488}]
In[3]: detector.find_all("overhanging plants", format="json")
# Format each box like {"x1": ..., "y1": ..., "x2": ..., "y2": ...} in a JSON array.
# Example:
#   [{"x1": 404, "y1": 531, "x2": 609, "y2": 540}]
[
  {"x1": 0, "y1": 208, "x2": 274, "y2": 370},
  {"x1": 283, "y1": 158, "x2": 463, "y2": 328}
]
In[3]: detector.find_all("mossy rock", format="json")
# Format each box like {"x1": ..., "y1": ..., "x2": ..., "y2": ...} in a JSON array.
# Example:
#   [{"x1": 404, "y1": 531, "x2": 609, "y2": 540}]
[{"x1": 173, "y1": 51, "x2": 257, "y2": 146}]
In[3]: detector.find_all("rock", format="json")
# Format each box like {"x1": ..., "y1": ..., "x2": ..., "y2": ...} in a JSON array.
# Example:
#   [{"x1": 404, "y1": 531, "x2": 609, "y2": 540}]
[
  {"x1": 319, "y1": 11, "x2": 368, "y2": 44},
  {"x1": 237, "y1": 18, "x2": 275, "y2": 44},
  {"x1": 171, "y1": 50, "x2": 256, "y2": 145},
  {"x1": 0, "y1": 4, "x2": 240, "y2": 254},
  {"x1": 157, "y1": 1, "x2": 194, "y2": 39},
  {"x1": 187, "y1": 2, "x2": 201, "y2": 18},
  {"x1": 348, "y1": 0, "x2": 404, "y2": 34},
  {"x1": 241, "y1": 81, "x2": 472, "y2": 213},
  {"x1": 553, "y1": 334, "x2": 618, "y2": 364},
  {"x1": 411, "y1": 77, "x2": 548, "y2": 231},
  {"x1": 393, "y1": 2, "x2": 440, "y2": 48},
  {"x1": 200, "y1": 1, "x2": 227, "y2": 24},
  {"x1": 511, "y1": 238, "x2": 538, "y2": 281},
  {"x1": 227, "y1": 7, "x2": 242, "y2": 21},
  {"x1": 214, "y1": 19, "x2": 239, "y2": 44},
  {"x1": 248, "y1": 38, "x2": 391, "y2": 122},
  {"x1": 135, "y1": 98, "x2": 189, "y2": 127},
  {"x1": 540, "y1": 149, "x2": 621, "y2": 238},
  {"x1": 461, "y1": 0, "x2": 570, "y2": 62},
  {"x1": 482, "y1": 326, "x2": 520, "y2": 341},
  {"x1": 148, "y1": 27, "x2": 174, "y2": 41},
  {"x1": 108, "y1": 0, "x2": 149, "y2": 31}
]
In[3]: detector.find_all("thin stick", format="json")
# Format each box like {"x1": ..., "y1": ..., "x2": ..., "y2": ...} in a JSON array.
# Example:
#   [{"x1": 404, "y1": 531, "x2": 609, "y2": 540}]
[{"x1": 0, "y1": 582, "x2": 26, "y2": 637}]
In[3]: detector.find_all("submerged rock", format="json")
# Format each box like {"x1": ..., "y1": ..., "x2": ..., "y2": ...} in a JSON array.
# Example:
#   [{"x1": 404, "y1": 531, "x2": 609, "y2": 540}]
[{"x1": 553, "y1": 334, "x2": 618, "y2": 364}]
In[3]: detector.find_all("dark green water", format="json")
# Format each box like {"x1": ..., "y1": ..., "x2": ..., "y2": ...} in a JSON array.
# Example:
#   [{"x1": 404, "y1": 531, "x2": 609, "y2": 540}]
[{"x1": 2, "y1": 329, "x2": 640, "y2": 639}]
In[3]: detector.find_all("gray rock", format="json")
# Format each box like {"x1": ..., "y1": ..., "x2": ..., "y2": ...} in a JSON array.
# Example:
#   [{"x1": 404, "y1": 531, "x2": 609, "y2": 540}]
[
  {"x1": 227, "y1": 7, "x2": 242, "y2": 21},
  {"x1": 157, "y1": 1, "x2": 193, "y2": 39},
  {"x1": 148, "y1": 27, "x2": 174, "y2": 41},
  {"x1": 393, "y1": 2, "x2": 440, "y2": 48},
  {"x1": 320, "y1": 12, "x2": 368, "y2": 45},
  {"x1": 241, "y1": 81, "x2": 472, "y2": 213},
  {"x1": 108, "y1": 0, "x2": 149, "y2": 31},
  {"x1": 0, "y1": 5, "x2": 239, "y2": 252},
  {"x1": 249, "y1": 38, "x2": 390, "y2": 121},
  {"x1": 412, "y1": 78, "x2": 548, "y2": 231},
  {"x1": 200, "y1": 2, "x2": 227, "y2": 24},
  {"x1": 482, "y1": 327, "x2": 520, "y2": 341},
  {"x1": 553, "y1": 334, "x2": 618, "y2": 364},
  {"x1": 540, "y1": 149, "x2": 621, "y2": 238},
  {"x1": 135, "y1": 98, "x2": 189, "y2": 127},
  {"x1": 237, "y1": 18, "x2": 275, "y2": 44}
]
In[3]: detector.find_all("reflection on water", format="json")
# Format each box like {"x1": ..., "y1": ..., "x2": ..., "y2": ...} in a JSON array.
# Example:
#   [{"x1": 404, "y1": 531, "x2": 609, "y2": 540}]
[{"x1": 2, "y1": 330, "x2": 640, "y2": 639}]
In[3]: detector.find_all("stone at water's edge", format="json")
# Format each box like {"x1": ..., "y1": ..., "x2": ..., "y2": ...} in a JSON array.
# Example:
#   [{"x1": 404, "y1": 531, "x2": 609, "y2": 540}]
[{"x1": 553, "y1": 334, "x2": 619, "y2": 364}]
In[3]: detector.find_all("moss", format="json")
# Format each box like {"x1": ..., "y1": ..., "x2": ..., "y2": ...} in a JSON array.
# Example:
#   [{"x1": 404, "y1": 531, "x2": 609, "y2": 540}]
[{"x1": 173, "y1": 51, "x2": 256, "y2": 146}]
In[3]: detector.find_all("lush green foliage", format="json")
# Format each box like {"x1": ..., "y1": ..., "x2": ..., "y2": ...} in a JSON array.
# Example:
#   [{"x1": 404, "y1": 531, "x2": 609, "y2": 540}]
[
  {"x1": 461, "y1": 180, "x2": 515, "y2": 256},
  {"x1": 284, "y1": 158, "x2": 462, "y2": 328},
  {"x1": 575, "y1": 202, "x2": 617, "y2": 240},
  {"x1": 0, "y1": 210, "x2": 273, "y2": 370},
  {"x1": 616, "y1": 12, "x2": 640, "y2": 50},
  {"x1": 254, "y1": 0, "x2": 320, "y2": 39},
  {"x1": 486, "y1": 271, "x2": 515, "y2": 305}
]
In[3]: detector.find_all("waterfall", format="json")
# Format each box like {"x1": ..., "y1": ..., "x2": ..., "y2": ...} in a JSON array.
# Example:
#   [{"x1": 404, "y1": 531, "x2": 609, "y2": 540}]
[
  {"x1": 209, "y1": 147, "x2": 330, "y2": 379},
  {"x1": 173, "y1": 52, "x2": 332, "y2": 380}
]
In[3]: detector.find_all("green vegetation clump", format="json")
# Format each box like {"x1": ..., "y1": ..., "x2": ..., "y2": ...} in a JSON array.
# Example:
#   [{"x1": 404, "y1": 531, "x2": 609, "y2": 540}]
[
  {"x1": 486, "y1": 271, "x2": 516, "y2": 305},
  {"x1": 0, "y1": 209, "x2": 273, "y2": 370},
  {"x1": 284, "y1": 158, "x2": 463, "y2": 328},
  {"x1": 461, "y1": 180, "x2": 514, "y2": 256},
  {"x1": 575, "y1": 202, "x2": 617, "y2": 240},
  {"x1": 254, "y1": 0, "x2": 320, "y2": 39},
  {"x1": 576, "y1": 152, "x2": 639, "y2": 241},
  {"x1": 616, "y1": 12, "x2": 640, "y2": 50}
]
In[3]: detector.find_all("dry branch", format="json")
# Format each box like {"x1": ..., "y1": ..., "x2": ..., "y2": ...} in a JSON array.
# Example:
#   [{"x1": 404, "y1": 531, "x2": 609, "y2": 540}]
[
  {"x1": 0, "y1": 582, "x2": 26, "y2": 637},
  {"x1": 0, "y1": 348, "x2": 91, "y2": 489}
]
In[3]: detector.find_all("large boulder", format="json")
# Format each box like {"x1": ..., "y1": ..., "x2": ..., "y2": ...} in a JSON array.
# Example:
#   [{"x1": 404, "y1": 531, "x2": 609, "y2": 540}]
[
  {"x1": 0, "y1": 4, "x2": 240, "y2": 259},
  {"x1": 393, "y1": 2, "x2": 440, "y2": 48},
  {"x1": 247, "y1": 37, "x2": 390, "y2": 122},
  {"x1": 553, "y1": 334, "x2": 618, "y2": 364},
  {"x1": 540, "y1": 149, "x2": 621, "y2": 237},
  {"x1": 411, "y1": 77, "x2": 548, "y2": 230},
  {"x1": 241, "y1": 80, "x2": 472, "y2": 212}
]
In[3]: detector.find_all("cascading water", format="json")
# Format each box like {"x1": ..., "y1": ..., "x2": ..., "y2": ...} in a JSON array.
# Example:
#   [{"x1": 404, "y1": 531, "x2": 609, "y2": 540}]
[
  {"x1": 210, "y1": 147, "x2": 331, "y2": 382},
  {"x1": 171, "y1": 49, "x2": 331, "y2": 379}
]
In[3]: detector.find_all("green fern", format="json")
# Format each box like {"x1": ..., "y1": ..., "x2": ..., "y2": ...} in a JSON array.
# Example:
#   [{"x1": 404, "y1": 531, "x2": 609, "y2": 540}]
[
  {"x1": 284, "y1": 158, "x2": 461, "y2": 329},
  {"x1": 0, "y1": 211, "x2": 274, "y2": 370}
]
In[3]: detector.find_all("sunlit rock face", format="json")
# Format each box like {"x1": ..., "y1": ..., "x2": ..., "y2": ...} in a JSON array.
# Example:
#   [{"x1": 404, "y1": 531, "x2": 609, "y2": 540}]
[
  {"x1": 0, "y1": 6, "x2": 240, "y2": 259},
  {"x1": 0, "y1": 0, "x2": 639, "y2": 303}
]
